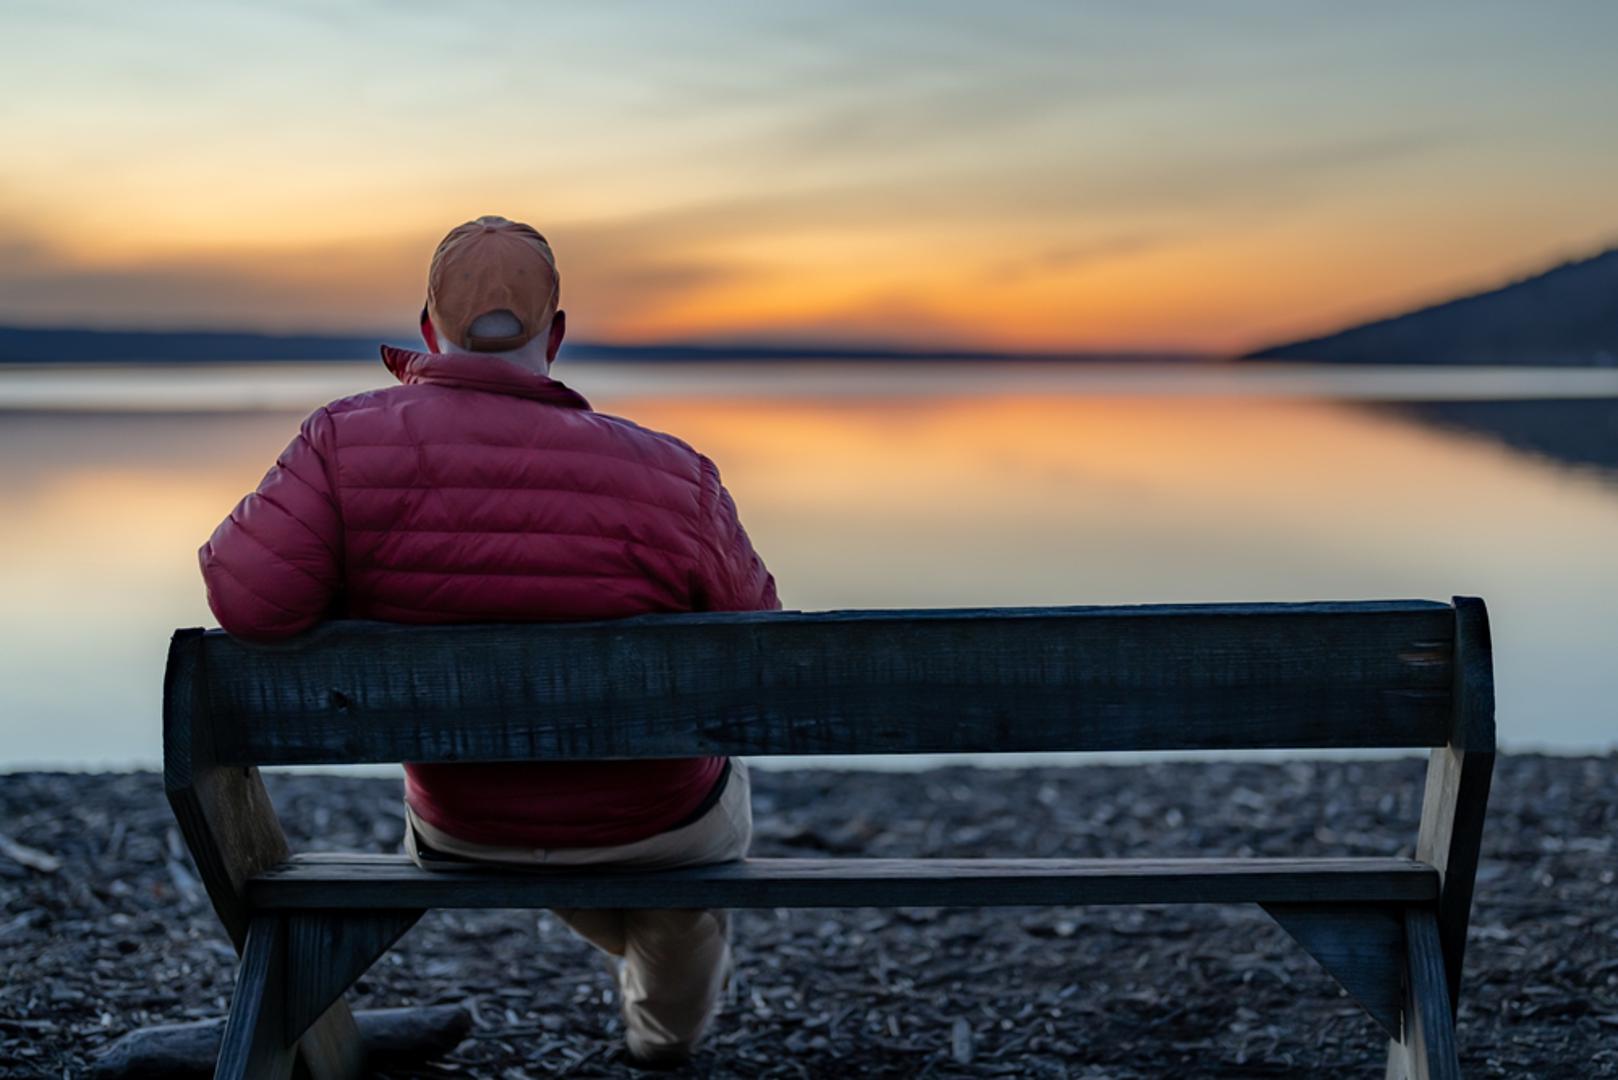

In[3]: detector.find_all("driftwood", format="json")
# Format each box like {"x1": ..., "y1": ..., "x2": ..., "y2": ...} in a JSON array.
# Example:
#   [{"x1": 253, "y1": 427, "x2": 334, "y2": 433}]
[{"x1": 85, "y1": 1004, "x2": 471, "y2": 1079}]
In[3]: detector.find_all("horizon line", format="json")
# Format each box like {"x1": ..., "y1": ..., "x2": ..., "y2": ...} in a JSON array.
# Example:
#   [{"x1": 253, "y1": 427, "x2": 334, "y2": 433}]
[{"x1": 0, "y1": 322, "x2": 1220, "y2": 363}]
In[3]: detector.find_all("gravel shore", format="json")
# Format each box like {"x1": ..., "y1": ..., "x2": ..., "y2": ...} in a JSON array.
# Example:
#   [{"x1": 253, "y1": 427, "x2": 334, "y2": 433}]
[{"x1": 2, "y1": 754, "x2": 1614, "y2": 1078}]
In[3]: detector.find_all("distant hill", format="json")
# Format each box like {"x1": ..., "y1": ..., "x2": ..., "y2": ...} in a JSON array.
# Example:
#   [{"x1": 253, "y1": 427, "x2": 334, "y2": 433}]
[
  {"x1": 0, "y1": 324, "x2": 1203, "y2": 365},
  {"x1": 0, "y1": 325, "x2": 403, "y2": 364},
  {"x1": 1245, "y1": 247, "x2": 1618, "y2": 365}
]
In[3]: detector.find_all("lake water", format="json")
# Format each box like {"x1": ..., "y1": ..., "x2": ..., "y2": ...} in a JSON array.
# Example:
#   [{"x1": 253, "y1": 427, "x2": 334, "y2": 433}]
[{"x1": 3, "y1": 360, "x2": 1617, "y2": 770}]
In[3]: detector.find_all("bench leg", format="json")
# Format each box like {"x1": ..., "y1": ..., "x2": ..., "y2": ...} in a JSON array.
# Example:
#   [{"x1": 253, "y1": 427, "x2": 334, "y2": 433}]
[
  {"x1": 284, "y1": 910, "x2": 423, "y2": 1046},
  {"x1": 1385, "y1": 908, "x2": 1462, "y2": 1080},
  {"x1": 1261, "y1": 902, "x2": 1404, "y2": 1039},
  {"x1": 294, "y1": 1005, "x2": 367, "y2": 1080},
  {"x1": 216, "y1": 915, "x2": 295, "y2": 1080},
  {"x1": 215, "y1": 915, "x2": 369, "y2": 1080}
]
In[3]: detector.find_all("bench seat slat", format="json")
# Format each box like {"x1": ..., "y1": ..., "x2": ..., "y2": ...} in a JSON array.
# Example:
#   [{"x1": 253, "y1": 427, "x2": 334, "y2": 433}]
[{"x1": 249, "y1": 855, "x2": 1438, "y2": 910}]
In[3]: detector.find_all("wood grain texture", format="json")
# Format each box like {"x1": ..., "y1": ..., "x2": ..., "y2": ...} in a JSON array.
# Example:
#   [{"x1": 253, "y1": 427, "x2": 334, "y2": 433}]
[
  {"x1": 1418, "y1": 596, "x2": 1496, "y2": 1018},
  {"x1": 1400, "y1": 907, "x2": 1463, "y2": 1080},
  {"x1": 188, "y1": 602, "x2": 1457, "y2": 765},
  {"x1": 249, "y1": 855, "x2": 1439, "y2": 910},
  {"x1": 1262, "y1": 903, "x2": 1405, "y2": 1038},
  {"x1": 87, "y1": 1006, "x2": 472, "y2": 1080},
  {"x1": 163, "y1": 630, "x2": 287, "y2": 948},
  {"x1": 282, "y1": 912, "x2": 423, "y2": 1047},
  {"x1": 163, "y1": 631, "x2": 365, "y2": 1080},
  {"x1": 214, "y1": 915, "x2": 293, "y2": 1080}
]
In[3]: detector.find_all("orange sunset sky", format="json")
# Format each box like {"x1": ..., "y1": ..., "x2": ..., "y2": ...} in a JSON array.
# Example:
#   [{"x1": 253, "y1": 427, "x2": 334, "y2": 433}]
[{"x1": 3, "y1": 2, "x2": 1616, "y2": 353}]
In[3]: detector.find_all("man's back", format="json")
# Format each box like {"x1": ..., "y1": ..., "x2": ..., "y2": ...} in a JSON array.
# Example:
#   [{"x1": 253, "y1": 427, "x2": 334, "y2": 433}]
[
  {"x1": 203, "y1": 345, "x2": 775, "y2": 634},
  {"x1": 200, "y1": 344, "x2": 777, "y2": 848}
]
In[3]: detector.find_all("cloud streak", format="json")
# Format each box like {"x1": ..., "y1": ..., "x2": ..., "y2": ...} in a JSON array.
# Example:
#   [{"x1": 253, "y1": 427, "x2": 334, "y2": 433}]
[{"x1": 1, "y1": 3, "x2": 1615, "y2": 349}]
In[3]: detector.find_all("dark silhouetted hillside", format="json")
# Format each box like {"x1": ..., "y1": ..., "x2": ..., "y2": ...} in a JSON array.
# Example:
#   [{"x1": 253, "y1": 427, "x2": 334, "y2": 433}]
[
  {"x1": 1246, "y1": 247, "x2": 1618, "y2": 365},
  {"x1": 0, "y1": 324, "x2": 1203, "y2": 365},
  {"x1": 0, "y1": 325, "x2": 398, "y2": 363}
]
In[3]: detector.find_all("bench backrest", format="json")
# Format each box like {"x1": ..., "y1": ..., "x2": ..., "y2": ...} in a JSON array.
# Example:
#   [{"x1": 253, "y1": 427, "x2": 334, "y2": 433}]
[{"x1": 165, "y1": 599, "x2": 1483, "y2": 769}]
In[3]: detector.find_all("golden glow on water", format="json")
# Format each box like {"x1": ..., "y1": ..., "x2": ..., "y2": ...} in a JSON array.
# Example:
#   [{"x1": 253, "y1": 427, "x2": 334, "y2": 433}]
[
  {"x1": 3, "y1": 375, "x2": 1618, "y2": 766},
  {"x1": 611, "y1": 394, "x2": 1618, "y2": 607}
]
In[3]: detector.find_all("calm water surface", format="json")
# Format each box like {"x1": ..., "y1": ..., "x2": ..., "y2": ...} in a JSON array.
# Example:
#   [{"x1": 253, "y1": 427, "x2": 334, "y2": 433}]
[{"x1": 3, "y1": 361, "x2": 1616, "y2": 768}]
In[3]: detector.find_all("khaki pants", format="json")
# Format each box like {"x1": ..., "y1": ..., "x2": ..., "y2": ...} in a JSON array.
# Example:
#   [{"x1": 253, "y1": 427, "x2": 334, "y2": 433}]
[{"x1": 405, "y1": 761, "x2": 752, "y2": 1058}]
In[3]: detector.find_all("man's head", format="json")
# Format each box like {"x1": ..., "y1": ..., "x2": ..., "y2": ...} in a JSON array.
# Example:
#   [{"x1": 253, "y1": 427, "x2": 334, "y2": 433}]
[{"x1": 422, "y1": 215, "x2": 566, "y2": 372}]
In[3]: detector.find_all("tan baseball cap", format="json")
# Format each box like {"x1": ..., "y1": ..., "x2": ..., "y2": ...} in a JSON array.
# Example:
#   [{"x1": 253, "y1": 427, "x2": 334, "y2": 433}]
[{"x1": 426, "y1": 215, "x2": 560, "y2": 352}]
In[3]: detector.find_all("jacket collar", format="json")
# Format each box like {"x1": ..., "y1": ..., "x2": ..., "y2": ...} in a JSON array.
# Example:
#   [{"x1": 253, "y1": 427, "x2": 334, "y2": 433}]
[{"x1": 380, "y1": 345, "x2": 592, "y2": 410}]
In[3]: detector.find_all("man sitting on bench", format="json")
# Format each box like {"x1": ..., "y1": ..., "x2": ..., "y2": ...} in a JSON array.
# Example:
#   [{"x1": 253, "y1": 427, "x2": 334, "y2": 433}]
[{"x1": 198, "y1": 214, "x2": 780, "y2": 1067}]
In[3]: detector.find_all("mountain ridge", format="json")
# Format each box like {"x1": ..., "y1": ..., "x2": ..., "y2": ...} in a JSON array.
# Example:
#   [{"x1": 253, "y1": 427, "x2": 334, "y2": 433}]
[{"x1": 1245, "y1": 245, "x2": 1618, "y2": 365}]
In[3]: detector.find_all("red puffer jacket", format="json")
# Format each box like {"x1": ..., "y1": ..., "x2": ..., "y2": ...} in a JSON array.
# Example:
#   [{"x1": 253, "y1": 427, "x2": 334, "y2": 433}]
[{"x1": 200, "y1": 345, "x2": 778, "y2": 847}]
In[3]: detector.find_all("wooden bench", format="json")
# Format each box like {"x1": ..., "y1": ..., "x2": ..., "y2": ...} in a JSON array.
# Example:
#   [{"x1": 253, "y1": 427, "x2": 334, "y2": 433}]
[{"x1": 164, "y1": 598, "x2": 1494, "y2": 1079}]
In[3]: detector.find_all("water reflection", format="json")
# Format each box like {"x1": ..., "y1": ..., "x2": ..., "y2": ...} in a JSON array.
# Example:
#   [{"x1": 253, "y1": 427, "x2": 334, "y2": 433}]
[
  {"x1": 1379, "y1": 399, "x2": 1618, "y2": 477},
  {"x1": 2, "y1": 369, "x2": 1616, "y2": 766}
]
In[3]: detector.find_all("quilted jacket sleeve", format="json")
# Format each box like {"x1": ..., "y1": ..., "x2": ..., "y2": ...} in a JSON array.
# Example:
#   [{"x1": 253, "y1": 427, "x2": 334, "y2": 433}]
[
  {"x1": 199, "y1": 408, "x2": 343, "y2": 640},
  {"x1": 693, "y1": 456, "x2": 780, "y2": 613}
]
